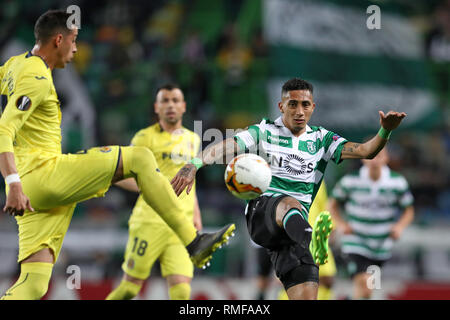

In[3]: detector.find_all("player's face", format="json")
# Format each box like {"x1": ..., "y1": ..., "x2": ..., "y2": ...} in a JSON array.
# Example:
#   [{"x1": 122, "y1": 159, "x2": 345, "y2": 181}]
[
  {"x1": 55, "y1": 28, "x2": 78, "y2": 68},
  {"x1": 278, "y1": 90, "x2": 315, "y2": 135},
  {"x1": 154, "y1": 89, "x2": 186, "y2": 125}
]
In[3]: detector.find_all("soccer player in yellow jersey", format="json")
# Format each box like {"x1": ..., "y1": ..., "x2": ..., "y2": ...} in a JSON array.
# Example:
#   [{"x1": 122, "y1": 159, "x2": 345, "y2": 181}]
[
  {"x1": 0, "y1": 10, "x2": 234, "y2": 300},
  {"x1": 107, "y1": 84, "x2": 202, "y2": 300}
]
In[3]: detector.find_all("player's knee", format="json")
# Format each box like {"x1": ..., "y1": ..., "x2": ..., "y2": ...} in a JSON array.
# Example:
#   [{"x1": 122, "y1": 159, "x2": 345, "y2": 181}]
[
  {"x1": 275, "y1": 196, "x2": 306, "y2": 227},
  {"x1": 168, "y1": 282, "x2": 191, "y2": 300}
]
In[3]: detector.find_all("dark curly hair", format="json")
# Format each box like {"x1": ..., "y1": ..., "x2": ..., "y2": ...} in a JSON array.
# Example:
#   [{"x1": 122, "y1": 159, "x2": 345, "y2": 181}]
[{"x1": 281, "y1": 78, "x2": 314, "y2": 97}]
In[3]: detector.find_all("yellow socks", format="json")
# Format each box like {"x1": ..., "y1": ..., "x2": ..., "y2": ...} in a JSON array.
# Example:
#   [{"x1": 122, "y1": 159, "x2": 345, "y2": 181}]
[
  {"x1": 169, "y1": 282, "x2": 191, "y2": 300},
  {"x1": 121, "y1": 146, "x2": 197, "y2": 246},
  {"x1": 1, "y1": 262, "x2": 53, "y2": 300},
  {"x1": 106, "y1": 280, "x2": 142, "y2": 300}
]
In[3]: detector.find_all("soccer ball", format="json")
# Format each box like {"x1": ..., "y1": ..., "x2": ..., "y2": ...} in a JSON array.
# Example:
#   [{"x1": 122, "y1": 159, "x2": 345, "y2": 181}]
[{"x1": 224, "y1": 154, "x2": 272, "y2": 200}]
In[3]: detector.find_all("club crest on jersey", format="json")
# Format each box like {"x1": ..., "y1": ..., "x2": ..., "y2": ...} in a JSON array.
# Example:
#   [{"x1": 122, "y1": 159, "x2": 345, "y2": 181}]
[
  {"x1": 306, "y1": 140, "x2": 317, "y2": 154},
  {"x1": 16, "y1": 95, "x2": 31, "y2": 111},
  {"x1": 99, "y1": 146, "x2": 112, "y2": 153}
]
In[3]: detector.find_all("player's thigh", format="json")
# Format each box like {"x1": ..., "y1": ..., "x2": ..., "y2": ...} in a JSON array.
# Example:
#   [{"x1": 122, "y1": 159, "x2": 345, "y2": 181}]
[
  {"x1": 159, "y1": 234, "x2": 193, "y2": 279},
  {"x1": 246, "y1": 194, "x2": 296, "y2": 249},
  {"x1": 15, "y1": 203, "x2": 76, "y2": 263},
  {"x1": 121, "y1": 223, "x2": 166, "y2": 280},
  {"x1": 21, "y1": 146, "x2": 120, "y2": 210}
]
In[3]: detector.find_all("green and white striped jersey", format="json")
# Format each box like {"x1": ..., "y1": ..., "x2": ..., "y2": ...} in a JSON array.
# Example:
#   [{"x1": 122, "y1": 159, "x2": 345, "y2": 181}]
[
  {"x1": 234, "y1": 117, "x2": 348, "y2": 214},
  {"x1": 331, "y1": 166, "x2": 414, "y2": 260}
]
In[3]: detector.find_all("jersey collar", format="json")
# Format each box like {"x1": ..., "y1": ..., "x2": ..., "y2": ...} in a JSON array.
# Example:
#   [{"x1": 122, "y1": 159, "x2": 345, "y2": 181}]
[{"x1": 26, "y1": 51, "x2": 49, "y2": 69}]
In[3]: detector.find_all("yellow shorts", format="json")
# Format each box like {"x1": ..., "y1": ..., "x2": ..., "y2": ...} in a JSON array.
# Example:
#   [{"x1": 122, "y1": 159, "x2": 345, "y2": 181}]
[
  {"x1": 122, "y1": 222, "x2": 193, "y2": 280},
  {"x1": 13, "y1": 146, "x2": 120, "y2": 263},
  {"x1": 319, "y1": 248, "x2": 337, "y2": 277}
]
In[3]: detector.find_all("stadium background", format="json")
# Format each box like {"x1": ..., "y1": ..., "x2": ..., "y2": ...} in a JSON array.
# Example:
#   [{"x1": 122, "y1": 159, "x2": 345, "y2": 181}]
[{"x1": 0, "y1": 0, "x2": 449, "y2": 299}]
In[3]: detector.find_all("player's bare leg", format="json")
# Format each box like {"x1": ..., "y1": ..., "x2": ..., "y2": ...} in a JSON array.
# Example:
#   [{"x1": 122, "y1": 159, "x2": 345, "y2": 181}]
[
  {"x1": 114, "y1": 147, "x2": 235, "y2": 268},
  {"x1": 286, "y1": 282, "x2": 318, "y2": 300}
]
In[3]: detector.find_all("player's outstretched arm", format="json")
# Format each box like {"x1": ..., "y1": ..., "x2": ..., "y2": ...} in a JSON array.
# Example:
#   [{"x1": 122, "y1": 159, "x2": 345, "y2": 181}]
[
  {"x1": 341, "y1": 110, "x2": 406, "y2": 160},
  {"x1": 0, "y1": 152, "x2": 34, "y2": 216},
  {"x1": 171, "y1": 137, "x2": 241, "y2": 196}
]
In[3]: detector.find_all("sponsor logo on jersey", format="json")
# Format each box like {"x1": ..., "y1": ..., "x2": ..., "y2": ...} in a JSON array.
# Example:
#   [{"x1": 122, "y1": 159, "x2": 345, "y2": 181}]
[
  {"x1": 16, "y1": 95, "x2": 31, "y2": 111},
  {"x1": 282, "y1": 154, "x2": 314, "y2": 175},
  {"x1": 332, "y1": 134, "x2": 341, "y2": 141},
  {"x1": 34, "y1": 76, "x2": 47, "y2": 80},
  {"x1": 268, "y1": 135, "x2": 289, "y2": 145}
]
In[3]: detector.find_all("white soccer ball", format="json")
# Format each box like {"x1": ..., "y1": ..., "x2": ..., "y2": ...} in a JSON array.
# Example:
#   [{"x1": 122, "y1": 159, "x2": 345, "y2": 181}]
[{"x1": 224, "y1": 154, "x2": 272, "y2": 200}]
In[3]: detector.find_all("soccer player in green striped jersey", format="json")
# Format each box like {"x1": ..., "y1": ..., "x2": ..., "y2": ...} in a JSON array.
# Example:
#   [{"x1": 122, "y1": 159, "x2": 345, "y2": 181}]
[
  {"x1": 329, "y1": 148, "x2": 414, "y2": 299},
  {"x1": 171, "y1": 78, "x2": 407, "y2": 300}
]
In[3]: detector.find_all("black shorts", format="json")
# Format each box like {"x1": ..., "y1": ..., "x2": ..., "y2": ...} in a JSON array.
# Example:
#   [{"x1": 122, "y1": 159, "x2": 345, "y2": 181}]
[
  {"x1": 256, "y1": 247, "x2": 273, "y2": 277},
  {"x1": 346, "y1": 253, "x2": 386, "y2": 278},
  {"x1": 246, "y1": 195, "x2": 319, "y2": 289}
]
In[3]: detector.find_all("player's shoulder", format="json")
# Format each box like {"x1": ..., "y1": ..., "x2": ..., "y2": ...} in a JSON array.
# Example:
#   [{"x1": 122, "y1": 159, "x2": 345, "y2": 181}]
[
  {"x1": 2, "y1": 52, "x2": 26, "y2": 66},
  {"x1": 20, "y1": 52, "x2": 50, "y2": 76},
  {"x1": 132, "y1": 126, "x2": 154, "y2": 141},
  {"x1": 255, "y1": 117, "x2": 279, "y2": 131},
  {"x1": 10, "y1": 52, "x2": 52, "y2": 89}
]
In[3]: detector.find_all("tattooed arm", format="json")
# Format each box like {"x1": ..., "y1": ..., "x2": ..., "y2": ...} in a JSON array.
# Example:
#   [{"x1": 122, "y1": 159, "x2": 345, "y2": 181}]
[
  {"x1": 341, "y1": 110, "x2": 407, "y2": 160},
  {"x1": 171, "y1": 138, "x2": 242, "y2": 196}
]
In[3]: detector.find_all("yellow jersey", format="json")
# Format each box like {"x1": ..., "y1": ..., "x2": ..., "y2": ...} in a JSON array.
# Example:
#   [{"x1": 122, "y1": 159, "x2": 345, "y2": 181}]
[
  {"x1": 0, "y1": 51, "x2": 62, "y2": 177},
  {"x1": 129, "y1": 123, "x2": 201, "y2": 225},
  {"x1": 308, "y1": 181, "x2": 328, "y2": 226}
]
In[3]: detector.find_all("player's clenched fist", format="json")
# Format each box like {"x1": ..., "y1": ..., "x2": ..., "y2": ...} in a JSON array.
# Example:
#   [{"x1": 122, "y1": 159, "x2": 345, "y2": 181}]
[{"x1": 3, "y1": 183, "x2": 34, "y2": 216}]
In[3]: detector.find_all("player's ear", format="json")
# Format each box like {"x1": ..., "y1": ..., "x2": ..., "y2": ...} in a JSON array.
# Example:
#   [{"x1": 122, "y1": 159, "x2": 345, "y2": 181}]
[
  {"x1": 278, "y1": 101, "x2": 284, "y2": 113},
  {"x1": 54, "y1": 34, "x2": 63, "y2": 48}
]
